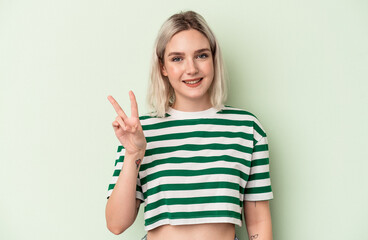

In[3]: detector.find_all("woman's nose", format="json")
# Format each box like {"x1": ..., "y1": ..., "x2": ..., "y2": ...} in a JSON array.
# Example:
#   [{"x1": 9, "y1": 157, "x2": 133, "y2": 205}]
[{"x1": 185, "y1": 59, "x2": 198, "y2": 75}]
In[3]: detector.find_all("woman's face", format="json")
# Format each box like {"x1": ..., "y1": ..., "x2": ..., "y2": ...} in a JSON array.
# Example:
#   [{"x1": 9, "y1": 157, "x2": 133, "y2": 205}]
[{"x1": 161, "y1": 29, "x2": 214, "y2": 109}]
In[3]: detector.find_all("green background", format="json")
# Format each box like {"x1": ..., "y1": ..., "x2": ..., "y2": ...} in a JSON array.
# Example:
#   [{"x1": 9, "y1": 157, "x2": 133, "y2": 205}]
[{"x1": 1, "y1": 0, "x2": 367, "y2": 239}]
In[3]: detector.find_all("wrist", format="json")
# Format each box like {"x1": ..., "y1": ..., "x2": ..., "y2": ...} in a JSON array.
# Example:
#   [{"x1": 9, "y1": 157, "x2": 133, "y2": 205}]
[{"x1": 125, "y1": 149, "x2": 146, "y2": 157}]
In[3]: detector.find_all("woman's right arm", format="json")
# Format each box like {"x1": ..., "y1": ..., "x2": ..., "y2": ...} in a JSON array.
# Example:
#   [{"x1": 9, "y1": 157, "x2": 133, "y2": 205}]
[
  {"x1": 105, "y1": 150, "x2": 145, "y2": 234},
  {"x1": 105, "y1": 91, "x2": 147, "y2": 235}
]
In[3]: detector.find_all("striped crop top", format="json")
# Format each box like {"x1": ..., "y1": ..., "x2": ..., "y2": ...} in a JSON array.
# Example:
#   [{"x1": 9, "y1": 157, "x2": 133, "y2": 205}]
[{"x1": 106, "y1": 105, "x2": 273, "y2": 231}]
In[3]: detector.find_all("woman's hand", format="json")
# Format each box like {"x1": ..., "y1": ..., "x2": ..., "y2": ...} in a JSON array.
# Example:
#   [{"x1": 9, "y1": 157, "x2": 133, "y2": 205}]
[{"x1": 107, "y1": 91, "x2": 147, "y2": 155}]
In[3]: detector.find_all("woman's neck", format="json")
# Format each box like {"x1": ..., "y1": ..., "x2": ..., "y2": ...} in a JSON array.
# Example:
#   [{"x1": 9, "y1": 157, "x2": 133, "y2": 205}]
[{"x1": 171, "y1": 97, "x2": 212, "y2": 112}]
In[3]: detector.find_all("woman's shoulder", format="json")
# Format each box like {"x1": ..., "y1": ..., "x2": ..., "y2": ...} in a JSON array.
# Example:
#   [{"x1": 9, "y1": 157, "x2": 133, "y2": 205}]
[
  {"x1": 219, "y1": 105, "x2": 267, "y2": 136},
  {"x1": 138, "y1": 111, "x2": 168, "y2": 119},
  {"x1": 138, "y1": 112, "x2": 171, "y2": 127},
  {"x1": 218, "y1": 105, "x2": 259, "y2": 120}
]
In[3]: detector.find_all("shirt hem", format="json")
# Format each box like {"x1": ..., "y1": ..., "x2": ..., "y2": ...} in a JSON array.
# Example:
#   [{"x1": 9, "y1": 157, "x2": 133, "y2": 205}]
[{"x1": 144, "y1": 217, "x2": 242, "y2": 231}]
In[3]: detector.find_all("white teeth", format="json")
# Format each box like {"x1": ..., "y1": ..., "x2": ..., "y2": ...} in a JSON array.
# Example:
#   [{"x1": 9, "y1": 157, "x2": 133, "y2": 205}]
[{"x1": 184, "y1": 78, "x2": 202, "y2": 84}]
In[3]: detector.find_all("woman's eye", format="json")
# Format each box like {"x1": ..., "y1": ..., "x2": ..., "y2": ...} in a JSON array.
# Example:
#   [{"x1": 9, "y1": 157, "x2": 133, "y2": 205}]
[
  {"x1": 197, "y1": 53, "x2": 208, "y2": 59},
  {"x1": 172, "y1": 57, "x2": 182, "y2": 62}
]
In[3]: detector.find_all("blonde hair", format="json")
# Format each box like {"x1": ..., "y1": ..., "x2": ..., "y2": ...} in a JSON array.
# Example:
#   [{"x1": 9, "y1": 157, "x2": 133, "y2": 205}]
[{"x1": 147, "y1": 10, "x2": 227, "y2": 117}]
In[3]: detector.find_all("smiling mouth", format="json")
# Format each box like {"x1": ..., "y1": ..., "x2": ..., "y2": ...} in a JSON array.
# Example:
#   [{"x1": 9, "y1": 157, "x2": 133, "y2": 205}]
[{"x1": 182, "y1": 78, "x2": 203, "y2": 84}]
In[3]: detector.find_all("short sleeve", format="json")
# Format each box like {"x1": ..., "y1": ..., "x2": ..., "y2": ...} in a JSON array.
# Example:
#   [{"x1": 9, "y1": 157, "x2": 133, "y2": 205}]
[
  {"x1": 106, "y1": 146, "x2": 144, "y2": 201},
  {"x1": 244, "y1": 120, "x2": 274, "y2": 201}
]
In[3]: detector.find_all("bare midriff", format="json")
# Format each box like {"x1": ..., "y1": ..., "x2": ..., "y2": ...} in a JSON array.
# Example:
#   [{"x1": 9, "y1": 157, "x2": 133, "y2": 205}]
[{"x1": 147, "y1": 222, "x2": 236, "y2": 240}]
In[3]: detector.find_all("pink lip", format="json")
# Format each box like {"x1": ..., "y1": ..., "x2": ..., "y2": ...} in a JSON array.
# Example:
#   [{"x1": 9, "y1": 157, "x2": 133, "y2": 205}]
[
  {"x1": 182, "y1": 78, "x2": 203, "y2": 88},
  {"x1": 182, "y1": 77, "x2": 202, "y2": 82}
]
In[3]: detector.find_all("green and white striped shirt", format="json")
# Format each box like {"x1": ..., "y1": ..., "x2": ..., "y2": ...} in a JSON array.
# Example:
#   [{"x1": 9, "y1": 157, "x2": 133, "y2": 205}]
[{"x1": 107, "y1": 105, "x2": 273, "y2": 231}]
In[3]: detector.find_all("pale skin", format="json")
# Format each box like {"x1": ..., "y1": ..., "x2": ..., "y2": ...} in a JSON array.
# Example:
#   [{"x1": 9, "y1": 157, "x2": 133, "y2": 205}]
[
  {"x1": 105, "y1": 92, "x2": 146, "y2": 234},
  {"x1": 105, "y1": 29, "x2": 273, "y2": 240}
]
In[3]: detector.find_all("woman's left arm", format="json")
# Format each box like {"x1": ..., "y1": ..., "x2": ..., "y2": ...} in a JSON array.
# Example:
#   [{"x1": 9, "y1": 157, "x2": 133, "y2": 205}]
[{"x1": 243, "y1": 200, "x2": 273, "y2": 240}]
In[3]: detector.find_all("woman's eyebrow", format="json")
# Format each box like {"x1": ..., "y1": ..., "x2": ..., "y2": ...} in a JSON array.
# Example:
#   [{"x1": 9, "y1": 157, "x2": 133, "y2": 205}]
[
  {"x1": 195, "y1": 48, "x2": 211, "y2": 54},
  {"x1": 167, "y1": 48, "x2": 211, "y2": 57},
  {"x1": 167, "y1": 52, "x2": 184, "y2": 57}
]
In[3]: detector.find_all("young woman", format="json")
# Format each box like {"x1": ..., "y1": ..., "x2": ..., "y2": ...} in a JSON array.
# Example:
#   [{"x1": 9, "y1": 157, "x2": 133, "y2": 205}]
[{"x1": 105, "y1": 11, "x2": 273, "y2": 240}]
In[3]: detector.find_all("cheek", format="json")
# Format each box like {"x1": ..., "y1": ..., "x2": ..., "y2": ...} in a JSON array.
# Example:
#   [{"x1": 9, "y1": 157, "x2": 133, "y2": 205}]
[
  {"x1": 166, "y1": 64, "x2": 183, "y2": 78},
  {"x1": 204, "y1": 61, "x2": 214, "y2": 78}
]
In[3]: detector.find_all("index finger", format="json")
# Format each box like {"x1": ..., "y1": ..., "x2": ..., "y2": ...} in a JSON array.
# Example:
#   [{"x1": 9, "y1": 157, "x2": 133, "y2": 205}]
[{"x1": 107, "y1": 95, "x2": 128, "y2": 120}]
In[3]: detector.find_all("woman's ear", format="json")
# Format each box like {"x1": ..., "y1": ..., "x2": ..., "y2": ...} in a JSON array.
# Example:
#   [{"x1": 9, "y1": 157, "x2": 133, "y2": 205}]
[{"x1": 160, "y1": 63, "x2": 168, "y2": 76}]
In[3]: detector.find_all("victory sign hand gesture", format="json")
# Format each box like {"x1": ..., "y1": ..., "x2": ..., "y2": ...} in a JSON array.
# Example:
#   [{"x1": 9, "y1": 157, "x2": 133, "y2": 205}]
[{"x1": 107, "y1": 91, "x2": 147, "y2": 155}]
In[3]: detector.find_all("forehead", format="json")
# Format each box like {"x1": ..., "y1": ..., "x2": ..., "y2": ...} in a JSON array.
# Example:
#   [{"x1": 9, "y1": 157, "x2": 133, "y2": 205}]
[{"x1": 165, "y1": 29, "x2": 210, "y2": 53}]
